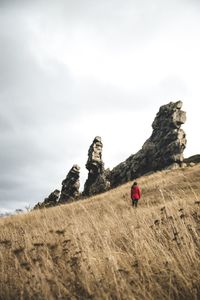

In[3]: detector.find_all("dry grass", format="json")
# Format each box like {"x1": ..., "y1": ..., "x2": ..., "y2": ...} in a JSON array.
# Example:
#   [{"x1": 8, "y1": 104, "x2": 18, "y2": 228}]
[{"x1": 0, "y1": 164, "x2": 200, "y2": 300}]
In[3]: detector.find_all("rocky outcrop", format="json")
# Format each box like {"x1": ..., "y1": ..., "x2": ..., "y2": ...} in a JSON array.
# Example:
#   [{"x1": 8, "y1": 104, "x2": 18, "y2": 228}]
[
  {"x1": 83, "y1": 136, "x2": 110, "y2": 196},
  {"x1": 109, "y1": 101, "x2": 187, "y2": 187},
  {"x1": 34, "y1": 100, "x2": 189, "y2": 208},
  {"x1": 34, "y1": 165, "x2": 80, "y2": 209},
  {"x1": 184, "y1": 155, "x2": 200, "y2": 166},
  {"x1": 58, "y1": 165, "x2": 80, "y2": 203},
  {"x1": 34, "y1": 189, "x2": 60, "y2": 209}
]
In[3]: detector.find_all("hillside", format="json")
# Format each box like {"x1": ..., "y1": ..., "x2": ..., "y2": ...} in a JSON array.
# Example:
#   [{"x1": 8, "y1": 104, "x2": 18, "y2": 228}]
[{"x1": 0, "y1": 164, "x2": 200, "y2": 300}]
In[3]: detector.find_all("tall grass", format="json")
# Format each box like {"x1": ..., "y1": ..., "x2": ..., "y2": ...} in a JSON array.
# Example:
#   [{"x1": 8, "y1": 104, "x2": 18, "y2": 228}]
[{"x1": 0, "y1": 164, "x2": 200, "y2": 300}]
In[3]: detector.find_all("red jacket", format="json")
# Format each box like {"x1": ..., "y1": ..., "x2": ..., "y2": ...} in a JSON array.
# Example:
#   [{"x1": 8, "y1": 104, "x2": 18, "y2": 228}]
[{"x1": 131, "y1": 185, "x2": 141, "y2": 200}]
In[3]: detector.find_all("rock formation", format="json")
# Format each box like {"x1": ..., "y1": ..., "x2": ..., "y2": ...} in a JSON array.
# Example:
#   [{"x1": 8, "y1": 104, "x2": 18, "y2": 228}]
[
  {"x1": 58, "y1": 164, "x2": 80, "y2": 203},
  {"x1": 34, "y1": 189, "x2": 60, "y2": 209},
  {"x1": 83, "y1": 136, "x2": 110, "y2": 196},
  {"x1": 109, "y1": 101, "x2": 187, "y2": 187},
  {"x1": 184, "y1": 155, "x2": 200, "y2": 166},
  {"x1": 34, "y1": 100, "x2": 189, "y2": 208}
]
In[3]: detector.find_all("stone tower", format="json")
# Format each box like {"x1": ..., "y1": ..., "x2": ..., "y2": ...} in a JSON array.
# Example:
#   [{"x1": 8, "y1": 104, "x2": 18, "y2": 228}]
[
  {"x1": 109, "y1": 101, "x2": 187, "y2": 187},
  {"x1": 83, "y1": 136, "x2": 110, "y2": 196}
]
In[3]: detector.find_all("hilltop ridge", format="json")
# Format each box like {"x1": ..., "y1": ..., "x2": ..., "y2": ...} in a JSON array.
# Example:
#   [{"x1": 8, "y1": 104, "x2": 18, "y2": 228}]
[{"x1": 35, "y1": 100, "x2": 189, "y2": 209}]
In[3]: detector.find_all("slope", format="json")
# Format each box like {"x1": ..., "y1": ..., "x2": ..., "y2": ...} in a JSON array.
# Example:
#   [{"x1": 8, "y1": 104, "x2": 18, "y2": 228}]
[{"x1": 0, "y1": 164, "x2": 200, "y2": 300}]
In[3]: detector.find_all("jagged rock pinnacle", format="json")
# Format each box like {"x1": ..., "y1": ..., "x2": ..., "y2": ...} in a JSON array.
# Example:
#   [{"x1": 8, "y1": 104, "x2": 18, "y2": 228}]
[
  {"x1": 83, "y1": 136, "x2": 110, "y2": 196},
  {"x1": 58, "y1": 164, "x2": 80, "y2": 203},
  {"x1": 109, "y1": 101, "x2": 187, "y2": 187}
]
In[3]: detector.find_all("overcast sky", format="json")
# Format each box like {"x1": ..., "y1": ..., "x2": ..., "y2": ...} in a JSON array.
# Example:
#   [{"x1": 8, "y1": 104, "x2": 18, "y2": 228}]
[{"x1": 0, "y1": 0, "x2": 199, "y2": 212}]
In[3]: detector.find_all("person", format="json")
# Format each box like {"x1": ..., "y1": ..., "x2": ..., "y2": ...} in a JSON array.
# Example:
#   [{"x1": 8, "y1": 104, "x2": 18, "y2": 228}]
[{"x1": 131, "y1": 181, "x2": 141, "y2": 207}]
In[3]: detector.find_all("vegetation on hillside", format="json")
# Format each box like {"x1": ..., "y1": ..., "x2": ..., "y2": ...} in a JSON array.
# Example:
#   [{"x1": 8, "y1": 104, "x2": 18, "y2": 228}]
[{"x1": 0, "y1": 164, "x2": 200, "y2": 300}]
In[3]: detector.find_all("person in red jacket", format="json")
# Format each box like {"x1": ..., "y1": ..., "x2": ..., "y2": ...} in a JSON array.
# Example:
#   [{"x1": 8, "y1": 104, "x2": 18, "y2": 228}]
[{"x1": 131, "y1": 181, "x2": 141, "y2": 207}]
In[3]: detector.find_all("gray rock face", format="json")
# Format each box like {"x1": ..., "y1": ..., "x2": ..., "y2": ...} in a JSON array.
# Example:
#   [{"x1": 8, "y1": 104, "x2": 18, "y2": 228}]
[
  {"x1": 59, "y1": 164, "x2": 80, "y2": 203},
  {"x1": 184, "y1": 155, "x2": 200, "y2": 165},
  {"x1": 34, "y1": 189, "x2": 60, "y2": 209},
  {"x1": 83, "y1": 136, "x2": 110, "y2": 196},
  {"x1": 109, "y1": 101, "x2": 187, "y2": 187}
]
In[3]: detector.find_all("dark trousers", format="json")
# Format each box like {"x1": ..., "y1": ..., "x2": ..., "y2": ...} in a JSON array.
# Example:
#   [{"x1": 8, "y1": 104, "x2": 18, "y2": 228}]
[{"x1": 132, "y1": 199, "x2": 138, "y2": 207}]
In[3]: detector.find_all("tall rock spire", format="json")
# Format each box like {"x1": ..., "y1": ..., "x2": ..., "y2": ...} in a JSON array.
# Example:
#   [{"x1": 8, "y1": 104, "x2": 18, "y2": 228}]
[
  {"x1": 83, "y1": 136, "x2": 110, "y2": 196},
  {"x1": 109, "y1": 101, "x2": 187, "y2": 187}
]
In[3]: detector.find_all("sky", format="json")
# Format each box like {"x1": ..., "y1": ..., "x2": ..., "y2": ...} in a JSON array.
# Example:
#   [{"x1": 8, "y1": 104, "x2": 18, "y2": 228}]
[{"x1": 0, "y1": 0, "x2": 199, "y2": 213}]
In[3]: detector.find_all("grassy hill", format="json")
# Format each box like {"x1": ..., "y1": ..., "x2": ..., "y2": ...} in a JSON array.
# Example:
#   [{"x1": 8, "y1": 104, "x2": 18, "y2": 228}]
[{"x1": 0, "y1": 164, "x2": 200, "y2": 300}]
